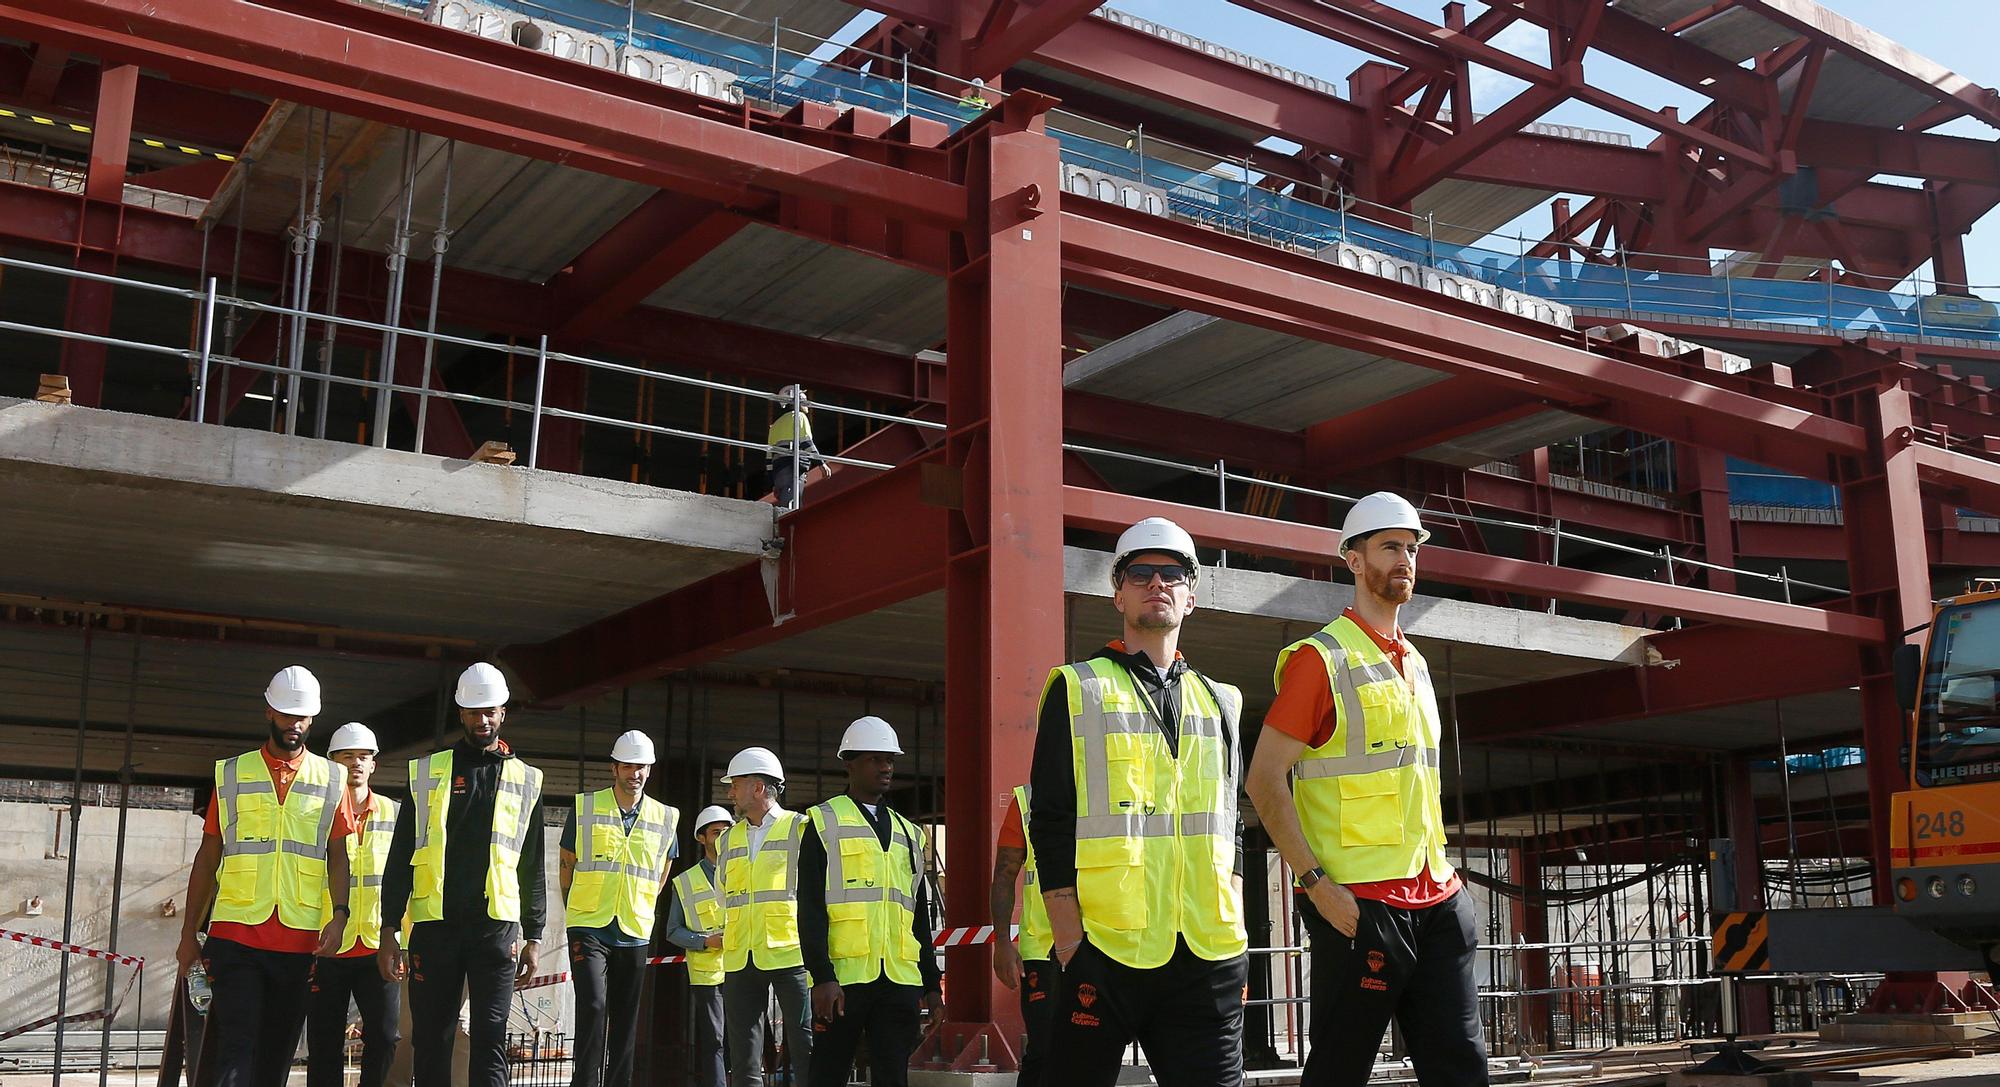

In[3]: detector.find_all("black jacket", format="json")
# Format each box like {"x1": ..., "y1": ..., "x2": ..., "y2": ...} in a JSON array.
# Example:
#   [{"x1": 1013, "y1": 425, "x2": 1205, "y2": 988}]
[{"x1": 381, "y1": 738, "x2": 547, "y2": 936}]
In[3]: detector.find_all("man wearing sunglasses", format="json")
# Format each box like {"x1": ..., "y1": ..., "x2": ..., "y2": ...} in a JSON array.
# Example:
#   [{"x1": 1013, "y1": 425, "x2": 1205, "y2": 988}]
[{"x1": 1027, "y1": 517, "x2": 1248, "y2": 1087}]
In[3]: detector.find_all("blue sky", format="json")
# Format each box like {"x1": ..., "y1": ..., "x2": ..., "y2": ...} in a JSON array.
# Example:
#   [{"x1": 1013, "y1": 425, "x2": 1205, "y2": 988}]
[{"x1": 848, "y1": 1, "x2": 2000, "y2": 287}]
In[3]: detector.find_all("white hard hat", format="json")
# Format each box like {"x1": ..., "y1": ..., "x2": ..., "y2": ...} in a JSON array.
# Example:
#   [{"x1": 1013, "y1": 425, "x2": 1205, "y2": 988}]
[
  {"x1": 264, "y1": 666, "x2": 322, "y2": 717},
  {"x1": 610, "y1": 729, "x2": 655, "y2": 765},
  {"x1": 693, "y1": 805, "x2": 734, "y2": 834},
  {"x1": 837, "y1": 715, "x2": 904, "y2": 759},
  {"x1": 326, "y1": 722, "x2": 378, "y2": 754},
  {"x1": 1338, "y1": 491, "x2": 1431, "y2": 552},
  {"x1": 1112, "y1": 516, "x2": 1200, "y2": 585},
  {"x1": 721, "y1": 746, "x2": 785, "y2": 785},
  {"x1": 778, "y1": 384, "x2": 805, "y2": 402},
  {"x1": 455, "y1": 662, "x2": 510, "y2": 709}
]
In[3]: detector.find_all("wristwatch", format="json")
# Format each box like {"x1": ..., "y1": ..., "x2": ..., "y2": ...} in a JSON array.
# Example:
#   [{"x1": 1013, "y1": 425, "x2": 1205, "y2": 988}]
[
  {"x1": 331, "y1": 904, "x2": 350, "y2": 916},
  {"x1": 1298, "y1": 867, "x2": 1326, "y2": 890}
]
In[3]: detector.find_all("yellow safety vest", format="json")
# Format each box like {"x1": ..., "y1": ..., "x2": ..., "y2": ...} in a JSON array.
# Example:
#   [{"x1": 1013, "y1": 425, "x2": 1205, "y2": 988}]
[
  {"x1": 1051, "y1": 658, "x2": 1247, "y2": 970},
  {"x1": 567, "y1": 790, "x2": 677, "y2": 940},
  {"x1": 720, "y1": 811, "x2": 805, "y2": 972},
  {"x1": 1012, "y1": 785, "x2": 1053, "y2": 962},
  {"x1": 406, "y1": 749, "x2": 544, "y2": 924},
  {"x1": 211, "y1": 750, "x2": 339, "y2": 931},
  {"x1": 326, "y1": 793, "x2": 401, "y2": 953},
  {"x1": 1274, "y1": 616, "x2": 1454, "y2": 886},
  {"x1": 767, "y1": 409, "x2": 812, "y2": 447},
  {"x1": 810, "y1": 795, "x2": 924, "y2": 987},
  {"x1": 673, "y1": 861, "x2": 727, "y2": 987}
]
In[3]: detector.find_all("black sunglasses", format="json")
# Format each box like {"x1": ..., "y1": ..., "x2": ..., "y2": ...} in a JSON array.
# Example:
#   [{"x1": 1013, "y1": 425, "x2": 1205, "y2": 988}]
[{"x1": 1120, "y1": 562, "x2": 1190, "y2": 586}]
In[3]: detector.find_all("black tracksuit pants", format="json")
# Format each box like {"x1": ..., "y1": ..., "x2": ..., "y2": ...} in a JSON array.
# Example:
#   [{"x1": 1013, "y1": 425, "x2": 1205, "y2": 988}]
[
  {"x1": 569, "y1": 931, "x2": 647, "y2": 1087},
  {"x1": 1297, "y1": 888, "x2": 1489, "y2": 1086},
  {"x1": 409, "y1": 919, "x2": 519, "y2": 1087},
  {"x1": 1018, "y1": 958, "x2": 1057, "y2": 1087},
  {"x1": 1044, "y1": 938, "x2": 1249, "y2": 1087},
  {"x1": 307, "y1": 952, "x2": 402, "y2": 1087},
  {"x1": 204, "y1": 935, "x2": 314, "y2": 1087},
  {"x1": 807, "y1": 979, "x2": 922, "y2": 1087}
]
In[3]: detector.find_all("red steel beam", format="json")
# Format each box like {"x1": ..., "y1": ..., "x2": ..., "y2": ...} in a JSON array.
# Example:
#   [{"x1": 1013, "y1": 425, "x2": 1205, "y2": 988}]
[
  {"x1": 1059, "y1": 203, "x2": 1868, "y2": 478},
  {"x1": 1455, "y1": 624, "x2": 1859, "y2": 742},
  {"x1": 9, "y1": 0, "x2": 966, "y2": 226},
  {"x1": 1063, "y1": 487, "x2": 1884, "y2": 639},
  {"x1": 552, "y1": 193, "x2": 755, "y2": 338},
  {"x1": 1734, "y1": 0, "x2": 2000, "y2": 131},
  {"x1": 505, "y1": 457, "x2": 948, "y2": 704},
  {"x1": 967, "y1": 0, "x2": 1112, "y2": 78},
  {"x1": 1228, "y1": 0, "x2": 1455, "y2": 75},
  {"x1": 0, "y1": 52, "x2": 267, "y2": 151},
  {"x1": 1303, "y1": 379, "x2": 1555, "y2": 473},
  {"x1": 57, "y1": 62, "x2": 136, "y2": 408}
]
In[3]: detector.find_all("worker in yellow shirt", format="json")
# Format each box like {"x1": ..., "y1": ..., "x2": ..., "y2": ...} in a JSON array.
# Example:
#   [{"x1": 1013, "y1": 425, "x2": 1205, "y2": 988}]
[
  {"x1": 176, "y1": 666, "x2": 354, "y2": 1087},
  {"x1": 560, "y1": 730, "x2": 678, "y2": 1087},
  {"x1": 1245, "y1": 492, "x2": 1486, "y2": 1086},
  {"x1": 717, "y1": 747, "x2": 812, "y2": 1087},
  {"x1": 1027, "y1": 517, "x2": 1248, "y2": 1087},
  {"x1": 801, "y1": 717, "x2": 943, "y2": 1087},
  {"x1": 990, "y1": 784, "x2": 1053, "y2": 1086},
  {"x1": 666, "y1": 805, "x2": 736, "y2": 1087},
  {"x1": 308, "y1": 722, "x2": 401, "y2": 1087},
  {"x1": 766, "y1": 384, "x2": 819, "y2": 509}
]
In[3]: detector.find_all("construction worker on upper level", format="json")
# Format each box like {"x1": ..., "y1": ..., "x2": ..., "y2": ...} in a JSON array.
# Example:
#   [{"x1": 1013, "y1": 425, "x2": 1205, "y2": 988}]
[
  {"x1": 308, "y1": 722, "x2": 401, "y2": 1087},
  {"x1": 801, "y1": 717, "x2": 944, "y2": 1087},
  {"x1": 665, "y1": 804, "x2": 737, "y2": 1087},
  {"x1": 1029, "y1": 517, "x2": 1249, "y2": 1087},
  {"x1": 378, "y1": 662, "x2": 548, "y2": 1087},
  {"x1": 176, "y1": 666, "x2": 355, "y2": 1087},
  {"x1": 560, "y1": 730, "x2": 678, "y2": 1087},
  {"x1": 991, "y1": 783, "x2": 1054, "y2": 1087},
  {"x1": 1245, "y1": 492, "x2": 1486, "y2": 1087},
  {"x1": 717, "y1": 746, "x2": 814, "y2": 1087},
  {"x1": 766, "y1": 384, "x2": 819, "y2": 510}
]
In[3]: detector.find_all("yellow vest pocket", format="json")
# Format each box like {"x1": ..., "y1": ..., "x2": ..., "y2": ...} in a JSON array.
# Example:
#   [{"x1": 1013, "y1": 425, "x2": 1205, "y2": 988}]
[
  {"x1": 1338, "y1": 770, "x2": 1406, "y2": 848},
  {"x1": 828, "y1": 914, "x2": 870, "y2": 959},
  {"x1": 1075, "y1": 835, "x2": 1149, "y2": 930}
]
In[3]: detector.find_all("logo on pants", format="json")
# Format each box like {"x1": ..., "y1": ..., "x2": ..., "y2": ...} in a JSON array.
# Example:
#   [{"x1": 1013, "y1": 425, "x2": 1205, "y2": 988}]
[
  {"x1": 1361, "y1": 948, "x2": 1389, "y2": 991},
  {"x1": 1069, "y1": 982, "x2": 1101, "y2": 1028},
  {"x1": 1366, "y1": 950, "x2": 1386, "y2": 974}
]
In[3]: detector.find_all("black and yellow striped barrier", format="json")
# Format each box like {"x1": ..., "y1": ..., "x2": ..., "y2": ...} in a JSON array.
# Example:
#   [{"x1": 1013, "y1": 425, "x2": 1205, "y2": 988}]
[
  {"x1": 0, "y1": 107, "x2": 238, "y2": 162},
  {"x1": 1711, "y1": 910, "x2": 1770, "y2": 973}
]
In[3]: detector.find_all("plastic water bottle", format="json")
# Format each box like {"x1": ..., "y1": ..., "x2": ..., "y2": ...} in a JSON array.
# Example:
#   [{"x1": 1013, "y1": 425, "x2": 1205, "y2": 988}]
[{"x1": 186, "y1": 962, "x2": 213, "y2": 1014}]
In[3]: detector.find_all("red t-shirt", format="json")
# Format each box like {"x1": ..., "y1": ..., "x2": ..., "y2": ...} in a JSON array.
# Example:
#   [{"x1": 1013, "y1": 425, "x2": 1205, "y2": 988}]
[
  {"x1": 203, "y1": 747, "x2": 357, "y2": 954},
  {"x1": 1265, "y1": 609, "x2": 1460, "y2": 910},
  {"x1": 997, "y1": 792, "x2": 1026, "y2": 851}
]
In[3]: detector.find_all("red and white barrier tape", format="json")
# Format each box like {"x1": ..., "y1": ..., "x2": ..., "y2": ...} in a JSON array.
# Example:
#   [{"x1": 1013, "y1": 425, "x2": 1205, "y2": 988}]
[
  {"x1": 1, "y1": 927, "x2": 146, "y2": 968},
  {"x1": 517, "y1": 953, "x2": 689, "y2": 991},
  {"x1": 0, "y1": 932, "x2": 144, "y2": 1041}
]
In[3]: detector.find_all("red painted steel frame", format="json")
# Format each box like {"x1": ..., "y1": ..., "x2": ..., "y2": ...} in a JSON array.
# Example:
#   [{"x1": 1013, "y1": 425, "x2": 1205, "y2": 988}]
[{"x1": 57, "y1": 63, "x2": 135, "y2": 407}]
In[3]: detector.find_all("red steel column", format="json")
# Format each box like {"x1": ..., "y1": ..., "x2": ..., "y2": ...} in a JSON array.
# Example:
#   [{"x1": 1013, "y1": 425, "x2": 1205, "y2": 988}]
[
  {"x1": 1508, "y1": 848, "x2": 1550, "y2": 1052},
  {"x1": 1722, "y1": 756, "x2": 1774, "y2": 1034},
  {"x1": 1679, "y1": 445, "x2": 1738, "y2": 594},
  {"x1": 60, "y1": 64, "x2": 138, "y2": 408},
  {"x1": 1837, "y1": 377, "x2": 1931, "y2": 897},
  {"x1": 937, "y1": 93, "x2": 1065, "y2": 1069}
]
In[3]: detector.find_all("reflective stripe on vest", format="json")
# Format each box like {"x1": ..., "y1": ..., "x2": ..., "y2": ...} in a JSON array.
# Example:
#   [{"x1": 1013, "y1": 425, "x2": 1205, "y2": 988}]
[
  {"x1": 212, "y1": 750, "x2": 338, "y2": 931},
  {"x1": 1056, "y1": 658, "x2": 1248, "y2": 970},
  {"x1": 329, "y1": 795, "x2": 401, "y2": 953},
  {"x1": 767, "y1": 410, "x2": 812, "y2": 447},
  {"x1": 567, "y1": 790, "x2": 676, "y2": 940},
  {"x1": 1013, "y1": 784, "x2": 1053, "y2": 962},
  {"x1": 405, "y1": 750, "x2": 544, "y2": 924},
  {"x1": 674, "y1": 863, "x2": 728, "y2": 987},
  {"x1": 810, "y1": 795, "x2": 923, "y2": 987},
  {"x1": 1275, "y1": 617, "x2": 1455, "y2": 886},
  {"x1": 719, "y1": 812, "x2": 805, "y2": 972}
]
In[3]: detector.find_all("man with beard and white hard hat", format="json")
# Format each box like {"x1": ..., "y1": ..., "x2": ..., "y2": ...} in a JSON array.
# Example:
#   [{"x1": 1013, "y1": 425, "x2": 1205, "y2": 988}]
[
  {"x1": 560, "y1": 730, "x2": 677, "y2": 1087},
  {"x1": 800, "y1": 717, "x2": 943, "y2": 1087},
  {"x1": 665, "y1": 804, "x2": 737, "y2": 1087},
  {"x1": 378, "y1": 662, "x2": 547, "y2": 1087},
  {"x1": 307, "y1": 722, "x2": 401, "y2": 1087},
  {"x1": 716, "y1": 746, "x2": 813, "y2": 1087},
  {"x1": 1028, "y1": 518, "x2": 1248, "y2": 1087},
  {"x1": 176, "y1": 666, "x2": 356, "y2": 1087},
  {"x1": 1245, "y1": 492, "x2": 1485, "y2": 1087}
]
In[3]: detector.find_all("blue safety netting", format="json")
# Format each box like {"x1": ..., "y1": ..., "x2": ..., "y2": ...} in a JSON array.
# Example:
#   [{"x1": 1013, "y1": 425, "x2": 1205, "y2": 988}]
[{"x1": 1726, "y1": 459, "x2": 1841, "y2": 511}]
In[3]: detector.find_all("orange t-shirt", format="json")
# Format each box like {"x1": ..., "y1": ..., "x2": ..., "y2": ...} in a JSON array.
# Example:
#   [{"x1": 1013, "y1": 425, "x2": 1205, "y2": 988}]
[
  {"x1": 1265, "y1": 610, "x2": 1459, "y2": 910},
  {"x1": 997, "y1": 792, "x2": 1026, "y2": 851},
  {"x1": 203, "y1": 746, "x2": 357, "y2": 954}
]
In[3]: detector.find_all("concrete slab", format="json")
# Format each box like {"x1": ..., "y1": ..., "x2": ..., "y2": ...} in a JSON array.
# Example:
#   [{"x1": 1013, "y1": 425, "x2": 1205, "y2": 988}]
[
  {"x1": 1820, "y1": 1012, "x2": 2000, "y2": 1045},
  {"x1": 0, "y1": 398, "x2": 770, "y2": 643}
]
